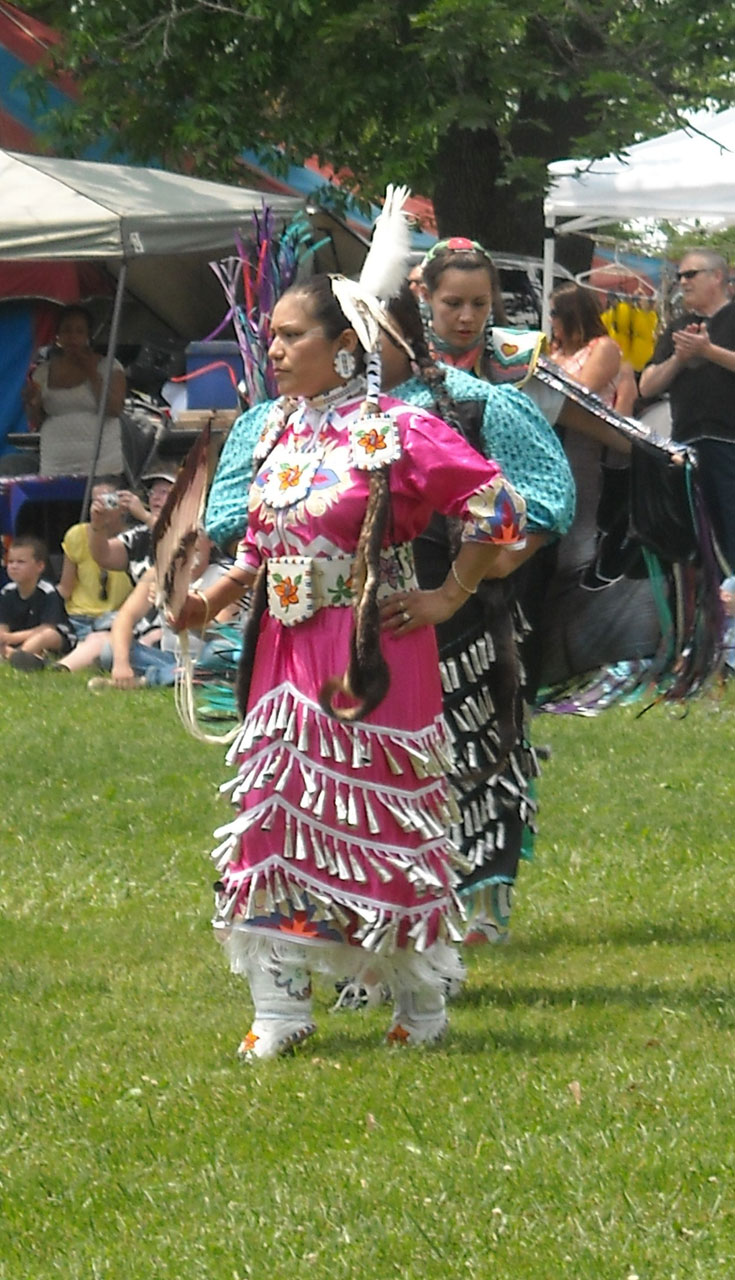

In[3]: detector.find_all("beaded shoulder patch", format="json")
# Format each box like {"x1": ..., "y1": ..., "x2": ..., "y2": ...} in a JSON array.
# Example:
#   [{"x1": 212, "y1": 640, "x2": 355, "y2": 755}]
[{"x1": 349, "y1": 413, "x2": 402, "y2": 471}]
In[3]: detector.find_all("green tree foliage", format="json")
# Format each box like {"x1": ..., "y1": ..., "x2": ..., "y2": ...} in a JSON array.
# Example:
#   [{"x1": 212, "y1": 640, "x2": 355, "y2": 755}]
[
  {"x1": 663, "y1": 223, "x2": 735, "y2": 265},
  {"x1": 22, "y1": 0, "x2": 735, "y2": 252}
]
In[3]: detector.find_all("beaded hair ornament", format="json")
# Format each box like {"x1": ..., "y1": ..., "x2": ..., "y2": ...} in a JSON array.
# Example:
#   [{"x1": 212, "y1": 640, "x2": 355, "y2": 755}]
[
  {"x1": 422, "y1": 236, "x2": 495, "y2": 268},
  {"x1": 329, "y1": 185, "x2": 415, "y2": 468},
  {"x1": 318, "y1": 184, "x2": 417, "y2": 721}
]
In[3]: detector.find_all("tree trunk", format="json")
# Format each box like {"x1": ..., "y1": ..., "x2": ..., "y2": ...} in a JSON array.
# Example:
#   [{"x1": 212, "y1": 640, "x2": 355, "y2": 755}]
[
  {"x1": 432, "y1": 13, "x2": 603, "y2": 270},
  {"x1": 431, "y1": 124, "x2": 507, "y2": 246},
  {"x1": 431, "y1": 122, "x2": 592, "y2": 272}
]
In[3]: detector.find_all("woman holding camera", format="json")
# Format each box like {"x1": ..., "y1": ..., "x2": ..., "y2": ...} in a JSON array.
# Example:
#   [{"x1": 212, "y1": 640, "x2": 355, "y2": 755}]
[
  {"x1": 24, "y1": 304, "x2": 127, "y2": 477},
  {"x1": 57, "y1": 480, "x2": 134, "y2": 645}
]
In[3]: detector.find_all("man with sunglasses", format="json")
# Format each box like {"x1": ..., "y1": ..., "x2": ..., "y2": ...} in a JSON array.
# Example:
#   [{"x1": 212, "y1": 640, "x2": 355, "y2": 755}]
[{"x1": 639, "y1": 250, "x2": 735, "y2": 571}]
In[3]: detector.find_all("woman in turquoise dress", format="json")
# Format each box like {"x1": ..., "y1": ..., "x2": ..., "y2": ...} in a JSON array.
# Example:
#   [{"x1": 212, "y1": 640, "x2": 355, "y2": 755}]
[{"x1": 380, "y1": 284, "x2": 574, "y2": 944}]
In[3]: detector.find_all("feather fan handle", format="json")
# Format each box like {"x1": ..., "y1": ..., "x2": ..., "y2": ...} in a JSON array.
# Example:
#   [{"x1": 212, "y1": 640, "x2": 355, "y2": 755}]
[
  {"x1": 174, "y1": 633, "x2": 242, "y2": 745},
  {"x1": 359, "y1": 184, "x2": 412, "y2": 301},
  {"x1": 152, "y1": 422, "x2": 211, "y2": 619}
]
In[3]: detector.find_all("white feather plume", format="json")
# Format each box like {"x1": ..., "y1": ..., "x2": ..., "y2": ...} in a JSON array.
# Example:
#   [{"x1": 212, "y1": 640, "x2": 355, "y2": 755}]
[
  {"x1": 359, "y1": 184, "x2": 412, "y2": 301},
  {"x1": 330, "y1": 275, "x2": 383, "y2": 353},
  {"x1": 330, "y1": 274, "x2": 415, "y2": 359}
]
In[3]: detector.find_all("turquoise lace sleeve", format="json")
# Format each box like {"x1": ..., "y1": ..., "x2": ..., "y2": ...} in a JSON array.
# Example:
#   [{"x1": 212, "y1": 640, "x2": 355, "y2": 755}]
[
  {"x1": 392, "y1": 370, "x2": 575, "y2": 535},
  {"x1": 476, "y1": 384, "x2": 575, "y2": 535},
  {"x1": 205, "y1": 401, "x2": 274, "y2": 549}
]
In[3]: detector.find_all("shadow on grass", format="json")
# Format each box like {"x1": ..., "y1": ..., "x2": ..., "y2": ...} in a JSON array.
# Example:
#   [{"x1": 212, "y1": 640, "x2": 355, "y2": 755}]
[
  {"x1": 303, "y1": 1021, "x2": 581, "y2": 1058},
  {"x1": 459, "y1": 975, "x2": 735, "y2": 1022},
  {"x1": 503, "y1": 914, "x2": 735, "y2": 956},
  {"x1": 446, "y1": 1026, "x2": 589, "y2": 1055}
]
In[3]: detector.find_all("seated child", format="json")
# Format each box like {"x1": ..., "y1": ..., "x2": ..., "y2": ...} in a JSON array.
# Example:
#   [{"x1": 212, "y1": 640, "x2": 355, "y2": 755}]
[{"x1": 0, "y1": 536, "x2": 76, "y2": 671}]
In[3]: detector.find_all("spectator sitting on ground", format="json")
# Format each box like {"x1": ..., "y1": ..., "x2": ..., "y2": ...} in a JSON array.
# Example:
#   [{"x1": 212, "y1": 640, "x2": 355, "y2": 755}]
[
  {"x1": 58, "y1": 479, "x2": 134, "y2": 642},
  {"x1": 57, "y1": 473, "x2": 171, "y2": 673},
  {"x1": 1, "y1": 536, "x2": 76, "y2": 671},
  {"x1": 87, "y1": 467, "x2": 177, "y2": 583},
  {"x1": 88, "y1": 532, "x2": 242, "y2": 691}
]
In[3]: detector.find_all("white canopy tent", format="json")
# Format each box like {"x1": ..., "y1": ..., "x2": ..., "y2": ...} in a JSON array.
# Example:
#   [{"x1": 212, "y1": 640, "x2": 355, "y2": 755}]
[
  {"x1": 542, "y1": 107, "x2": 735, "y2": 329},
  {"x1": 0, "y1": 150, "x2": 303, "y2": 504}
]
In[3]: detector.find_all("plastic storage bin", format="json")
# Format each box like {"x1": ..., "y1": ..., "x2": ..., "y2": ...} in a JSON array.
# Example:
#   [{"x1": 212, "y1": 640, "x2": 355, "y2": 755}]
[{"x1": 185, "y1": 341, "x2": 242, "y2": 409}]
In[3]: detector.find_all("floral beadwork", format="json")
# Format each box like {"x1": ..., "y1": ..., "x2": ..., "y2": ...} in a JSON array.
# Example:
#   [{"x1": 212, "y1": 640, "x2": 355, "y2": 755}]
[
  {"x1": 261, "y1": 453, "x2": 321, "y2": 509},
  {"x1": 266, "y1": 559, "x2": 317, "y2": 625},
  {"x1": 349, "y1": 413, "x2": 402, "y2": 470},
  {"x1": 252, "y1": 443, "x2": 352, "y2": 525},
  {"x1": 273, "y1": 574, "x2": 301, "y2": 609},
  {"x1": 326, "y1": 573, "x2": 354, "y2": 606}
]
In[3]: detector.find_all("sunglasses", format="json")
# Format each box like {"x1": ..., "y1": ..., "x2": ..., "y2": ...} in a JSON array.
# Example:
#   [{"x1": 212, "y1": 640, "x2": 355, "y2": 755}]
[
  {"x1": 99, "y1": 569, "x2": 109, "y2": 602},
  {"x1": 675, "y1": 268, "x2": 710, "y2": 282}
]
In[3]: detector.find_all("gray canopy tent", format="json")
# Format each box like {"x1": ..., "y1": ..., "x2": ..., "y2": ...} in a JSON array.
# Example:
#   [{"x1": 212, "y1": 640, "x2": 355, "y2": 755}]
[{"x1": 0, "y1": 149, "x2": 303, "y2": 506}]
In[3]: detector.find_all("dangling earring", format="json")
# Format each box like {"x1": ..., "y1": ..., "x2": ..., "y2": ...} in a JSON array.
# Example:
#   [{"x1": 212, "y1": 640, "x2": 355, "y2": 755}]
[{"x1": 333, "y1": 347, "x2": 356, "y2": 380}]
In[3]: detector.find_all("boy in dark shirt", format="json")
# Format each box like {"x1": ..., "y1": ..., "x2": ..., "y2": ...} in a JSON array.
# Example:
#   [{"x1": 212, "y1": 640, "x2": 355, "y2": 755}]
[{"x1": 0, "y1": 536, "x2": 76, "y2": 671}]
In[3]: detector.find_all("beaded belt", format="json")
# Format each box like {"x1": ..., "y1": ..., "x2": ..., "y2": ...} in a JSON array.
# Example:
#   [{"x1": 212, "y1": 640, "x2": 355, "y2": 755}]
[{"x1": 266, "y1": 543, "x2": 417, "y2": 626}]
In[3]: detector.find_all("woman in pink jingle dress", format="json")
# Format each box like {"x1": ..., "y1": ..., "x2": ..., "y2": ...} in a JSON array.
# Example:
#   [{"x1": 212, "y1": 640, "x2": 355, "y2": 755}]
[{"x1": 178, "y1": 275, "x2": 526, "y2": 1060}]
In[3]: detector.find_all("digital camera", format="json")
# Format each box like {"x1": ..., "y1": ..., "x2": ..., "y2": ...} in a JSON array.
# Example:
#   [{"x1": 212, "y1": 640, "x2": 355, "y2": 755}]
[{"x1": 100, "y1": 492, "x2": 119, "y2": 510}]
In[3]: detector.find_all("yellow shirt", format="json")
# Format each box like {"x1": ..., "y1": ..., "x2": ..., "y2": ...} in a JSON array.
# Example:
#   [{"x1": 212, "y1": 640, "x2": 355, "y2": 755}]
[
  {"x1": 630, "y1": 306, "x2": 659, "y2": 372},
  {"x1": 62, "y1": 522, "x2": 133, "y2": 616}
]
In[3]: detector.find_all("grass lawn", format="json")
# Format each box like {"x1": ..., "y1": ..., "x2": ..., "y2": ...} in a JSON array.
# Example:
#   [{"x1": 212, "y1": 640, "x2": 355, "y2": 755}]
[{"x1": 2, "y1": 666, "x2": 734, "y2": 1279}]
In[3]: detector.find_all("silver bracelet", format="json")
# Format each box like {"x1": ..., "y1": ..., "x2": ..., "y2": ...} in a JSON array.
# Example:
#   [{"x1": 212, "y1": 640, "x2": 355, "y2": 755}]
[{"x1": 451, "y1": 561, "x2": 478, "y2": 596}]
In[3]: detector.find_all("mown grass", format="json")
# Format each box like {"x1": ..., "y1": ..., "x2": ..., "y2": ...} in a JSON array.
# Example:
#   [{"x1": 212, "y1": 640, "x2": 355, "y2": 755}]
[{"x1": 2, "y1": 667, "x2": 734, "y2": 1279}]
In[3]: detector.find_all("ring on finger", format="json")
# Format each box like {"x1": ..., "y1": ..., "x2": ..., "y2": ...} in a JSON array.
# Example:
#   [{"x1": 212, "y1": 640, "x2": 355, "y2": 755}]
[{"x1": 402, "y1": 609, "x2": 411, "y2": 623}]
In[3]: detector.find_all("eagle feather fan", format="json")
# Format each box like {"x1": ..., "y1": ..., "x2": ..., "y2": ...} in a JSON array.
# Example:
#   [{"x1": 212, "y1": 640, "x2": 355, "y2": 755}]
[{"x1": 152, "y1": 424, "x2": 211, "y2": 620}]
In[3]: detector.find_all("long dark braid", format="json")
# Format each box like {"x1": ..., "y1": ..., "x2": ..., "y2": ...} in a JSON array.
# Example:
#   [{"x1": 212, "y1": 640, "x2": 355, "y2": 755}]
[
  {"x1": 236, "y1": 563, "x2": 268, "y2": 717},
  {"x1": 319, "y1": 392, "x2": 392, "y2": 723},
  {"x1": 386, "y1": 284, "x2": 522, "y2": 767},
  {"x1": 387, "y1": 285, "x2": 462, "y2": 431}
]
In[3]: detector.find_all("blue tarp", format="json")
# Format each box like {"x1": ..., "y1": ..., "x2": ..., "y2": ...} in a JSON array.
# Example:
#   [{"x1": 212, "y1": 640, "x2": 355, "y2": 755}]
[{"x1": 0, "y1": 301, "x2": 32, "y2": 454}]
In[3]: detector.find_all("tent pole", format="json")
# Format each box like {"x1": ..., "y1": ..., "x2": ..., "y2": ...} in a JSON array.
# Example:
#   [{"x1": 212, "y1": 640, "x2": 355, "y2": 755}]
[
  {"x1": 81, "y1": 261, "x2": 128, "y2": 520},
  {"x1": 541, "y1": 213, "x2": 556, "y2": 335}
]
